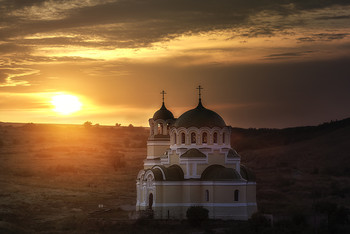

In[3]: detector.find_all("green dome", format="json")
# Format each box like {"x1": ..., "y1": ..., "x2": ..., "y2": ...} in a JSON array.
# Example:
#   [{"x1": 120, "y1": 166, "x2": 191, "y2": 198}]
[
  {"x1": 150, "y1": 165, "x2": 184, "y2": 181},
  {"x1": 240, "y1": 165, "x2": 256, "y2": 182},
  {"x1": 153, "y1": 102, "x2": 174, "y2": 120},
  {"x1": 174, "y1": 100, "x2": 226, "y2": 128},
  {"x1": 201, "y1": 165, "x2": 241, "y2": 181}
]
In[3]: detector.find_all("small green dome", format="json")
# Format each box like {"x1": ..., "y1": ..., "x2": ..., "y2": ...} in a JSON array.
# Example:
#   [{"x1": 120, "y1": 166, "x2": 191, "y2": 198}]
[
  {"x1": 150, "y1": 165, "x2": 184, "y2": 181},
  {"x1": 153, "y1": 102, "x2": 174, "y2": 120},
  {"x1": 174, "y1": 100, "x2": 226, "y2": 128},
  {"x1": 240, "y1": 165, "x2": 256, "y2": 181},
  {"x1": 201, "y1": 165, "x2": 241, "y2": 181}
]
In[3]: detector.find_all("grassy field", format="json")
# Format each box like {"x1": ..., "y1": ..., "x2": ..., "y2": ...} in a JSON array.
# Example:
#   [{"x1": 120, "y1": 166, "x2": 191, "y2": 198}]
[
  {"x1": 0, "y1": 121, "x2": 349, "y2": 233},
  {"x1": 234, "y1": 122, "x2": 350, "y2": 215},
  {"x1": 0, "y1": 123, "x2": 148, "y2": 233}
]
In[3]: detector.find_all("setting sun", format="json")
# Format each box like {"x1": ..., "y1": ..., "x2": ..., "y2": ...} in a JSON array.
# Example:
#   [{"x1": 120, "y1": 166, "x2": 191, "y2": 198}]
[{"x1": 51, "y1": 94, "x2": 82, "y2": 115}]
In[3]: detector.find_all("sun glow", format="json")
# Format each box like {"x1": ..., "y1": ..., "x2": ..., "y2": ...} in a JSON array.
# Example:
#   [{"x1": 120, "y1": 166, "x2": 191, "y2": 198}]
[{"x1": 51, "y1": 94, "x2": 82, "y2": 115}]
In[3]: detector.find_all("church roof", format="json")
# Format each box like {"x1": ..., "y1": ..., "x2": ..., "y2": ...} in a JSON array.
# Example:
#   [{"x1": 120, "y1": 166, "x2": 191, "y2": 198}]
[
  {"x1": 153, "y1": 102, "x2": 174, "y2": 120},
  {"x1": 166, "y1": 165, "x2": 184, "y2": 181},
  {"x1": 240, "y1": 165, "x2": 256, "y2": 181},
  {"x1": 174, "y1": 99, "x2": 226, "y2": 128},
  {"x1": 150, "y1": 165, "x2": 184, "y2": 181},
  {"x1": 227, "y1": 149, "x2": 240, "y2": 158},
  {"x1": 180, "y1": 148, "x2": 206, "y2": 158},
  {"x1": 151, "y1": 167, "x2": 165, "y2": 181},
  {"x1": 201, "y1": 165, "x2": 241, "y2": 181}
]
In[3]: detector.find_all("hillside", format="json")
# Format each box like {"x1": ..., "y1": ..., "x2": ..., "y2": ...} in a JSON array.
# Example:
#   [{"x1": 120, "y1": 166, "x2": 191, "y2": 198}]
[
  {"x1": 235, "y1": 118, "x2": 350, "y2": 214},
  {"x1": 231, "y1": 117, "x2": 350, "y2": 152},
  {"x1": 0, "y1": 119, "x2": 349, "y2": 233}
]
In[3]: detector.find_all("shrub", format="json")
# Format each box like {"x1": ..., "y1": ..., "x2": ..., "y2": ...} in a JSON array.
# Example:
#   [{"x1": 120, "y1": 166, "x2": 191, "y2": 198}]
[
  {"x1": 83, "y1": 121, "x2": 92, "y2": 128},
  {"x1": 248, "y1": 212, "x2": 270, "y2": 232},
  {"x1": 186, "y1": 206, "x2": 209, "y2": 227}
]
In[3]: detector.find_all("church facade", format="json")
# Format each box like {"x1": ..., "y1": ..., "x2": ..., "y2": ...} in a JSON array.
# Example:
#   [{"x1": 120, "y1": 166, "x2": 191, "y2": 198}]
[{"x1": 136, "y1": 88, "x2": 257, "y2": 220}]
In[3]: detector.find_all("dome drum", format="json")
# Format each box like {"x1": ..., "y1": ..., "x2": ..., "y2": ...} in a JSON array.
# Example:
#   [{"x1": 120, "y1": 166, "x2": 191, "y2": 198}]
[{"x1": 170, "y1": 127, "x2": 231, "y2": 147}]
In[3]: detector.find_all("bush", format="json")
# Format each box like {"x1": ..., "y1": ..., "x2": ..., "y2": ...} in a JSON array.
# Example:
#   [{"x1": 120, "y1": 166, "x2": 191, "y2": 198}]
[
  {"x1": 83, "y1": 121, "x2": 92, "y2": 128},
  {"x1": 248, "y1": 212, "x2": 270, "y2": 232},
  {"x1": 186, "y1": 206, "x2": 209, "y2": 227}
]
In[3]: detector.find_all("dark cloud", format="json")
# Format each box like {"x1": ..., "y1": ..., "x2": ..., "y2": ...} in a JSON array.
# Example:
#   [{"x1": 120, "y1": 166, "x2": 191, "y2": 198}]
[
  {"x1": 1, "y1": 0, "x2": 349, "y2": 48},
  {"x1": 0, "y1": 70, "x2": 7, "y2": 83},
  {"x1": 263, "y1": 51, "x2": 314, "y2": 60},
  {"x1": 316, "y1": 15, "x2": 350, "y2": 20},
  {"x1": 0, "y1": 43, "x2": 32, "y2": 54},
  {"x1": 315, "y1": 33, "x2": 349, "y2": 41},
  {"x1": 298, "y1": 33, "x2": 349, "y2": 43},
  {"x1": 297, "y1": 37, "x2": 316, "y2": 42},
  {"x1": 0, "y1": 0, "x2": 48, "y2": 10}
]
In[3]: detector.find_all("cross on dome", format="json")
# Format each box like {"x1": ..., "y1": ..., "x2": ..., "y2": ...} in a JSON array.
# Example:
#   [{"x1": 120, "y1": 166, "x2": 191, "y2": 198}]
[
  {"x1": 160, "y1": 90, "x2": 166, "y2": 103},
  {"x1": 196, "y1": 85, "x2": 203, "y2": 101}
]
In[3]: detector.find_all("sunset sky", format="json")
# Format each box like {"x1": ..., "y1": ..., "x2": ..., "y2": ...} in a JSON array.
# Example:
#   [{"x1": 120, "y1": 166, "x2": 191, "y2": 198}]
[{"x1": 1, "y1": 0, "x2": 350, "y2": 128}]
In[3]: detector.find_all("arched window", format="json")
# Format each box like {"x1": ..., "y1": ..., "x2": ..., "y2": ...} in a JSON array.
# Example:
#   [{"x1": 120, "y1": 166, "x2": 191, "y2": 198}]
[
  {"x1": 234, "y1": 189, "x2": 239, "y2": 201},
  {"x1": 202, "y1": 132, "x2": 208, "y2": 144},
  {"x1": 191, "y1": 132, "x2": 196, "y2": 144},
  {"x1": 205, "y1": 189, "x2": 209, "y2": 202},
  {"x1": 173, "y1": 133, "x2": 177, "y2": 144},
  {"x1": 167, "y1": 123, "x2": 171, "y2": 134},
  {"x1": 158, "y1": 123, "x2": 163, "y2": 135},
  {"x1": 147, "y1": 176, "x2": 152, "y2": 187},
  {"x1": 213, "y1": 132, "x2": 218, "y2": 144},
  {"x1": 181, "y1": 133, "x2": 186, "y2": 144},
  {"x1": 222, "y1": 132, "x2": 226, "y2": 144},
  {"x1": 149, "y1": 193, "x2": 153, "y2": 209}
]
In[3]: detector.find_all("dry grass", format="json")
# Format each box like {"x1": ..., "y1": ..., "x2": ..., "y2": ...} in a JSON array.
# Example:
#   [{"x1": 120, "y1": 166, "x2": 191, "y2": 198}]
[
  {"x1": 0, "y1": 122, "x2": 349, "y2": 233},
  {"x1": 0, "y1": 124, "x2": 147, "y2": 233}
]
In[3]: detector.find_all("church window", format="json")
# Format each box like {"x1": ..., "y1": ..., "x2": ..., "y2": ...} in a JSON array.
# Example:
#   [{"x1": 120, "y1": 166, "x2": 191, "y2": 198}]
[
  {"x1": 173, "y1": 133, "x2": 177, "y2": 144},
  {"x1": 213, "y1": 132, "x2": 218, "y2": 144},
  {"x1": 147, "y1": 176, "x2": 153, "y2": 187},
  {"x1": 222, "y1": 132, "x2": 226, "y2": 144},
  {"x1": 234, "y1": 189, "x2": 239, "y2": 201},
  {"x1": 205, "y1": 190, "x2": 209, "y2": 202},
  {"x1": 191, "y1": 132, "x2": 196, "y2": 144},
  {"x1": 149, "y1": 193, "x2": 153, "y2": 209},
  {"x1": 181, "y1": 133, "x2": 186, "y2": 144},
  {"x1": 167, "y1": 123, "x2": 171, "y2": 134},
  {"x1": 158, "y1": 123, "x2": 163, "y2": 135},
  {"x1": 202, "y1": 132, "x2": 208, "y2": 144}
]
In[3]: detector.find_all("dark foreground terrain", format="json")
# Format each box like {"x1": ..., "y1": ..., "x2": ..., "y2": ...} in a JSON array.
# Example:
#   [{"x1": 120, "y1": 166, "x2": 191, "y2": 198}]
[{"x1": 0, "y1": 119, "x2": 349, "y2": 233}]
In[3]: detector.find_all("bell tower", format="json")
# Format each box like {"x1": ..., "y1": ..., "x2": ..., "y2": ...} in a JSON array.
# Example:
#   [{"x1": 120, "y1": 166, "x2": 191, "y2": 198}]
[{"x1": 144, "y1": 91, "x2": 175, "y2": 169}]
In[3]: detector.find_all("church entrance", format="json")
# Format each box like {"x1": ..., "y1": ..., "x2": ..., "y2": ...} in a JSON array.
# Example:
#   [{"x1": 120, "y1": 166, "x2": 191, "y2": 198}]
[{"x1": 148, "y1": 193, "x2": 153, "y2": 210}]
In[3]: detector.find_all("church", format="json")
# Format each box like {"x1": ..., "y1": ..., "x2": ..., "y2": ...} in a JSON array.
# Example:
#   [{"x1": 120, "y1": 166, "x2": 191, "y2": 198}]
[{"x1": 136, "y1": 87, "x2": 257, "y2": 220}]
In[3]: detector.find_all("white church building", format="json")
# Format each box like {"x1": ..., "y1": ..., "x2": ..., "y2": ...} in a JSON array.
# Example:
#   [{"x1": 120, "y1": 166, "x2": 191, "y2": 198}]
[{"x1": 136, "y1": 87, "x2": 257, "y2": 220}]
